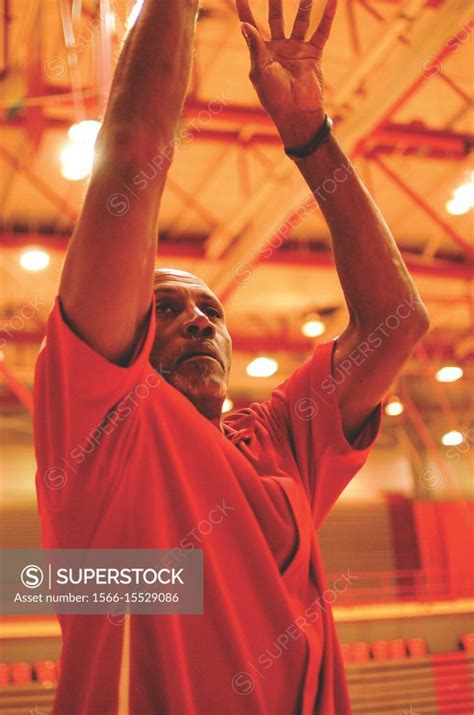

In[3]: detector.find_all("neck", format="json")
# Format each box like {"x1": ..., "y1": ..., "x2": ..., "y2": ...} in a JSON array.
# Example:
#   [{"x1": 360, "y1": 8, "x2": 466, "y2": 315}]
[
  {"x1": 186, "y1": 393, "x2": 223, "y2": 428},
  {"x1": 209, "y1": 415, "x2": 224, "y2": 431}
]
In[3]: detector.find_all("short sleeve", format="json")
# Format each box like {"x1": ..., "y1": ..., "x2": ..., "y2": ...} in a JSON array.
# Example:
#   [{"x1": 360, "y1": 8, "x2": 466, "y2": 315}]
[
  {"x1": 260, "y1": 340, "x2": 382, "y2": 529},
  {"x1": 33, "y1": 294, "x2": 157, "y2": 477}
]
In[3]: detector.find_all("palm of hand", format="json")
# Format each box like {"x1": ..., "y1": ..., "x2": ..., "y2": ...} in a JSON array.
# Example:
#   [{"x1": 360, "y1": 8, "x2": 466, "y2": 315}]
[
  {"x1": 253, "y1": 40, "x2": 324, "y2": 120},
  {"x1": 236, "y1": 0, "x2": 336, "y2": 142}
]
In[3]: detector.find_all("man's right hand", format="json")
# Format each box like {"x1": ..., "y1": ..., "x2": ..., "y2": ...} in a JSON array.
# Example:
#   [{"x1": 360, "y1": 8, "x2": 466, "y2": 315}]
[{"x1": 59, "y1": 0, "x2": 199, "y2": 365}]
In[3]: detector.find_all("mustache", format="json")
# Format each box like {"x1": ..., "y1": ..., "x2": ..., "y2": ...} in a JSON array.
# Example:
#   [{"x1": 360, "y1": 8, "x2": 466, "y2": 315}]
[{"x1": 174, "y1": 341, "x2": 225, "y2": 370}]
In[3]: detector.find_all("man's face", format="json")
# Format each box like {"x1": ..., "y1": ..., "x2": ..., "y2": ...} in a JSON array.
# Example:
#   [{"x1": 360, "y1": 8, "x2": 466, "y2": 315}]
[{"x1": 149, "y1": 269, "x2": 232, "y2": 419}]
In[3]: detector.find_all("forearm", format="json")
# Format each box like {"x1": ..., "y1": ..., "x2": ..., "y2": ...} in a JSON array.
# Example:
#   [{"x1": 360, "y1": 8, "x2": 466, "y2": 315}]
[
  {"x1": 102, "y1": 0, "x2": 199, "y2": 146},
  {"x1": 293, "y1": 134, "x2": 429, "y2": 329},
  {"x1": 237, "y1": 0, "x2": 429, "y2": 438},
  {"x1": 58, "y1": 1, "x2": 200, "y2": 364}
]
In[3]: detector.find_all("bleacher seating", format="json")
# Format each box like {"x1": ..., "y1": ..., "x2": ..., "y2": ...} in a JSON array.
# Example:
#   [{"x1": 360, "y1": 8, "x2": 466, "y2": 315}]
[
  {"x1": 318, "y1": 502, "x2": 397, "y2": 574},
  {"x1": 3, "y1": 501, "x2": 471, "y2": 605},
  {"x1": 1, "y1": 637, "x2": 473, "y2": 714},
  {"x1": 388, "y1": 639, "x2": 407, "y2": 660},
  {"x1": 10, "y1": 662, "x2": 32, "y2": 685},
  {"x1": 344, "y1": 635, "x2": 474, "y2": 715},
  {"x1": 371, "y1": 640, "x2": 391, "y2": 661},
  {"x1": 0, "y1": 683, "x2": 55, "y2": 714},
  {"x1": 0, "y1": 661, "x2": 58, "y2": 714},
  {"x1": 347, "y1": 651, "x2": 474, "y2": 715},
  {"x1": 369, "y1": 639, "x2": 409, "y2": 661},
  {"x1": 407, "y1": 637, "x2": 428, "y2": 657},
  {"x1": 460, "y1": 632, "x2": 474, "y2": 653},
  {"x1": 0, "y1": 661, "x2": 58, "y2": 687},
  {"x1": 0, "y1": 663, "x2": 8, "y2": 686},
  {"x1": 34, "y1": 660, "x2": 57, "y2": 684},
  {"x1": 319, "y1": 500, "x2": 474, "y2": 604},
  {"x1": 349, "y1": 641, "x2": 371, "y2": 663}
]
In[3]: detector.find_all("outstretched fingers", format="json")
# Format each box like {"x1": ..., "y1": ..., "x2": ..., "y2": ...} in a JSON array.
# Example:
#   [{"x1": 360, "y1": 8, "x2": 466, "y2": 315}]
[
  {"x1": 241, "y1": 22, "x2": 268, "y2": 78},
  {"x1": 309, "y1": 0, "x2": 337, "y2": 53},
  {"x1": 268, "y1": 0, "x2": 285, "y2": 40},
  {"x1": 291, "y1": 0, "x2": 314, "y2": 41},
  {"x1": 235, "y1": 0, "x2": 259, "y2": 29}
]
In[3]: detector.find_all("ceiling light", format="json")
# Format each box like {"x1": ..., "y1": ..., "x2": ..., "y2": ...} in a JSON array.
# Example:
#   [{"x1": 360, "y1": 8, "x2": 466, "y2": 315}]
[
  {"x1": 105, "y1": 9, "x2": 116, "y2": 34},
  {"x1": 20, "y1": 250, "x2": 50, "y2": 272},
  {"x1": 435, "y1": 366, "x2": 463, "y2": 383},
  {"x1": 453, "y1": 176, "x2": 474, "y2": 207},
  {"x1": 301, "y1": 315, "x2": 326, "y2": 338},
  {"x1": 60, "y1": 144, "x2": 94, "y2": 181},
  {"x1": 446, "y1": 197, "x2": 470, "y2": 216},
  {"x1": 384, "y1": 396, "x2": 404, "y2": 417},
  {"x1": 126, "y1": 0, "x2": 144, "y2": 30},
  {"x1": 446, "y1": 173, "x2": 474, "y2": 215},
  {"x1": 246, "y1": 357, "x2": 278, "y2": 378},
  {"x1": 61, "y1": 120, "x2": 101, "y2": 181},
  {"x1": 441, "y1": 430, "x2": 463, "y2": 447},
  {"x1": 222, "y1": 397, "x2": 234, "y2": 414},
  {"x1": 67, "y1": 120, "x2": 101, "y2": 145}
]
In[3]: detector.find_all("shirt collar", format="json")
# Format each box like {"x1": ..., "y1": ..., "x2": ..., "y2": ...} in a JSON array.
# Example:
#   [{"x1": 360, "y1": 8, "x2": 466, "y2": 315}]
[{"x1": 222, "y1": 410, "x2": 256, "y2": 445}]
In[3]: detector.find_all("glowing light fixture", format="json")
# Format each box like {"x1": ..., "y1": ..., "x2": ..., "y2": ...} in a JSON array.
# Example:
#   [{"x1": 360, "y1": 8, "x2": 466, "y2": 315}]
[
  {"x1": 301, "y1": 314, "x2": 326, "y2": 338},
  {"x1": 105, "y1": 9, "x2": 116, "y2": 34},
  {"x1": 67, "y1": 119, "x2": 101, "y2": 145},
  {"x1": 435, "y1": 366, "x2": 463, "y2": 383},
  {"x1": 61, "y1": 120, "x2": 101, "y2": 181},
  {"x1": 20, "y1": 250, "x2": 50, "y2": 272},
  {"x1": 446, "y1": 173, "x2": 474, "y2": 215},
  {"x1": 454, "y1": 178, "x2": 474, "y2": 206},
  {"x1": 222, "y1": 397, "x2": 234, "y2": 414},
  {"x1": 246, "y1": 357, "x2": 278, "y2": 378},
  {"x1": 384, "y1": 396, "x2": 404, "y2": 417},
  {"x1": 446, "y1": 198, "x2": 470, "y2": 216},
  {"x1": 60, "y1": 144, "x2": 93, "y2": 181},
  {"x1": 126, "y1": 0, "x2": 144, "y2": 30},
  {"x1": 441, "y1": 430, "x2": 463, "y2": 447}
]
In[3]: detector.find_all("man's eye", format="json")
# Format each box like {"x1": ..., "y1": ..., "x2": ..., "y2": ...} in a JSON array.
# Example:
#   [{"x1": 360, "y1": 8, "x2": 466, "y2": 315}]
[
  {"x1": 156, "y1": 302, "x2": 176, "y2": 314},
  {"x1": 203, "y1": 305, "x2": 221, "y2": 318}
]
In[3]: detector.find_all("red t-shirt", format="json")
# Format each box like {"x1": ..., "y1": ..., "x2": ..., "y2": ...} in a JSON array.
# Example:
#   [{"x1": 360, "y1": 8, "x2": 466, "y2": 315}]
[{"x1": 33, "y1": 295, "x2": 381, "y2": 715}]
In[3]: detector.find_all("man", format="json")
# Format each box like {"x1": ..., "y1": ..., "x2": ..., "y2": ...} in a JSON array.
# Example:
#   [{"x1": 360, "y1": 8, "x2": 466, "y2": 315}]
[{"x1": 33, "y1": 0, "x2": 429, "y2": 713}]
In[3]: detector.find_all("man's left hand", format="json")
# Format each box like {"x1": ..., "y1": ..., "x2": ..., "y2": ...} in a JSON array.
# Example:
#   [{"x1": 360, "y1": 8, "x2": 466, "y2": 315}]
[{"x1": 236, "y1": 0, "x2": 337, "y2": 146}]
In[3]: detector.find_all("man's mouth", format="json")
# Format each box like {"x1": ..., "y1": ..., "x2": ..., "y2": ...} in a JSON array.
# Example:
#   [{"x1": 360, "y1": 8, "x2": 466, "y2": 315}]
[
  {"x1": 182, "y1": 354, "x2": 219, "y2": 364},
  {"x1": 176, "y1": 348, "x2": 223, "y2": 369}
]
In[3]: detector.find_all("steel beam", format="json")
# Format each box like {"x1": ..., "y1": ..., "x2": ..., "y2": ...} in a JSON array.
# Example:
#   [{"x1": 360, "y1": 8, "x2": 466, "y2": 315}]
[
  {"x1": 202, "y1": 1, "x2": 474, "y2": 298},
  {"x1": 5, "y1": 100, "x2": 472, "y2": 159},
  {"x1": 1, "y1": 231, "x2": 473, "y2": 282},
  {"x1": 0, "y1": 146, "x2": 77, "y2": 222},
  {"x1": 372, "y1": 156, "x2": 474, "y2": 257}
]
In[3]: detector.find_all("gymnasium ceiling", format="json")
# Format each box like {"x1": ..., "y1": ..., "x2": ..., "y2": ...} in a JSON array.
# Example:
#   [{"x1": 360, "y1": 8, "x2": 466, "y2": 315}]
[{"x1": 0, "y1": 0, "x2": 473, "y2": 444}]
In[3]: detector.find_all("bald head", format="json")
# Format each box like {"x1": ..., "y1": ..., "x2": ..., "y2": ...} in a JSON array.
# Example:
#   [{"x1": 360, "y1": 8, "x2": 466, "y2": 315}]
[{"x1": 153, "y1": 268, "x2": 208, "y2": 290}]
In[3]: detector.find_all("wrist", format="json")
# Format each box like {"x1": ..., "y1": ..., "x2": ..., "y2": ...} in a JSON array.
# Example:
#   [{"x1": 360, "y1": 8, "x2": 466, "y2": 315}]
[
  {"x1": 283, "y1": 114, "x2": 333, "y2": 161},
  {"x1": 275, "y1": 110, "x2": 326, "y2": 148}
]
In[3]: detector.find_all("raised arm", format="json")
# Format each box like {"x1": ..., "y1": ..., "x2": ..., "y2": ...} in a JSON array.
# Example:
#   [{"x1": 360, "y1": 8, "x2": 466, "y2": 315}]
[
  {"x1": 59, "y1": 0, "x2": 200, "y2": 365},
  {"x1": 237, "y1": 0, "x2": 430, "y2": 441}
]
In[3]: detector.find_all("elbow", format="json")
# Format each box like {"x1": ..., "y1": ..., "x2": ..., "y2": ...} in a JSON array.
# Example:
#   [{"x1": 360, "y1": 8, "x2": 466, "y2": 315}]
[
  {"x1": 405, "y1": 301, "x2": 430, "y2": 345},
  {"x1": 96, "y1": 123, "x2": 137, "y2": 153},
  {"x1": 93, "y1": 125, "x2": 141, "y2": 169},
  {"x1": 95, "y1": 123, "x2": 173, "y2": 168},
  {"x1": 354, "y1": 298, "x2": 430, "y2": 348},
  {"x1": 417, "y1": 303, "x2": 431, "y2": 335}
]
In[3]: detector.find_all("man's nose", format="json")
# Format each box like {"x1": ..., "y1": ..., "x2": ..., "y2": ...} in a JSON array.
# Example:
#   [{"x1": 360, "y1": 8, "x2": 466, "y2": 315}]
[{"x1": 182, "y1": 309, "x2": 216, "y2": 339}]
